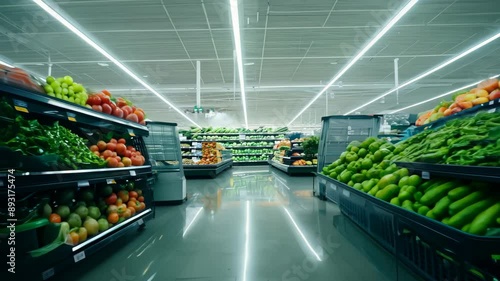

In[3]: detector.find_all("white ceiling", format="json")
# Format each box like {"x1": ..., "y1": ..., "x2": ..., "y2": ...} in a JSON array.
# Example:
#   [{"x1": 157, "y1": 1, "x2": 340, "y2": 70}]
[{"x1": 1, "y1": 0, "x2": 499, "y2": 129}]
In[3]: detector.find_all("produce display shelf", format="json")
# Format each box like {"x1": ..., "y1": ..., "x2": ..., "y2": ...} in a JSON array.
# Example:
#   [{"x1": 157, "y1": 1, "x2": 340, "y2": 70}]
[
  {"x1": 0, "y1": 82, "x2": 149, "y2": 136},
  {"x1": 233, "y1": 153, "x2": 273, "y2": 156},
  {"x1": 233, "y1": 160, "x2": 269, "y2": 166},
  {"x1": 395, "y1": 162, "x2": 500, "y2": 183},
  {"x1": 292, "y1": 147, "x2": 304, "y2": 151},
  {"x1": 0, "y1": 165, "x2": 152, "y2": 192},
  {"x1": 227, "y1": 146, "x2": 274, "y2": 149},
  {"x1": 185, "y1": 139, "x2": 280, "y2": 142},
  {"x1": 193, "y1": 132, "x2": 286, "y2": 136},
  {"x1": 268, "y1": 160, "x2": 316, "y2": 176},
  {"x1": 183, "y1": 159, "x2": 233, "y2": 178},
  {"x1": 377, "y1": 134, "x2": 404, "y2": 137},
  {"x1": 413, "y1": 98, "x2": 500, "y2": 134},
  {"x1": 324, "y1": 175, "x2": 500, "y2": 280},
  {"x1": 182, "y1": 154, "x2": 201, "y2": 157},
  {"x1": 25, "y1": 209, "x2": 153, "y2": 281},
  {"x1": 181, "y1": 147, "x2": 197, "y2": 150},
  {"x1": 283, "y1": 156, "x2": 305, "y2": 159}
]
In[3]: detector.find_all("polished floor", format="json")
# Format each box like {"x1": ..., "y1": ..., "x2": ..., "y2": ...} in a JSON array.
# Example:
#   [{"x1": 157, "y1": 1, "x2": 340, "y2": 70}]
[{"x1": 52, "y1": 166, "x2": 422, "y2": 281}]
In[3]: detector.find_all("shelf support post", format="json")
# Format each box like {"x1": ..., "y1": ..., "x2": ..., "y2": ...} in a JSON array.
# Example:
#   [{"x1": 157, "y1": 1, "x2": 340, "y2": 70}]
[
  {"x1": 394, "y1": 58, "x2": 399, "y2": 104},
  {"x1": 196, "y1": 60, "x2": 201, "y2": 109}
]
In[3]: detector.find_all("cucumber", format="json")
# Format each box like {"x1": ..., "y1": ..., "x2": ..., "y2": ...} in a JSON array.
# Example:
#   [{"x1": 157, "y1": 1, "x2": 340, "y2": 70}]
[
  {"x1": 497, "y1": 217, "x2": 500, "y2": 225},
  {"x1": 376, "y1": 184, "x2": 400, "y2": 202},
  {"x1": 426, "y1": 210, "x2": 437, "y2": 220},
  {"x1": 448, "y1": 198, "x2": 495, "y2": 229},
  {"x1": 442, "y1": 217, "x2": 450, "y2": 225},
  {"x1": 433, "y1": 196, "x2": 453, "y2": 218},
  {"x1": 418, "y1": 206, "x2": 430, "y2": 216},
  {"x1": 402, "y1": 200, "x2": 414, "y2": 212},
  {"x1": 448, "y1": 186, "x2": 472, "y2": 201},
  {"x1": 368, "y1": 186, "x2": 379, "y2": 196},
  {"x1": 461, "y1": 223, "x2": 471, "y2": 232},
  {"x1": 449, "y1": 191, "x2": 486, "y2": 216},
  {"x1": 398, "y1": 191, "x2": 412, "y2": 201},
  {"x1": 468, "y1": 202, "x2": 500, "y2": 235},
  {"x1": 390, "y1": 197, "x2": 401, "y2": 206},
  {"x1": 424, "y1": 180, "x2": 445, "y2": 193},
  {"x1": 420, "y1": 182, "x2": 458, "y2": 206},
  {"x1": 406, "y1": 186, "x2": 417, "y2": 194},
  {"x1": 418, "y1": 180, "x2": 434, "y2": 192}
]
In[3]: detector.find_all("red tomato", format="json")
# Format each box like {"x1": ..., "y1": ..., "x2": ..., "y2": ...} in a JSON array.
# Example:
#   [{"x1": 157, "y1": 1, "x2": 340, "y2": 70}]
[
  {"x1": 131, "y1": 155, "x2": 142, "y2": 166},
  {"x1": 105, "y1": 193, "x2": 117, "y2": 205},
  {"x1": 134, "y1": 110, "x2": 145, "y2": 122},
  {"x1": 129, "y1": 191, "x2": 138, "y2": 198},
  {"x1": 107, "y1": 142, "x2": 117, "y2": 151},
  {"x1": 116, "y1": 143, "x2": 126, "y2": 156},
  {"x1": 89, "y1": 145, "x2": 99, "y2": 152},
  {"x1": 102, "y1": 150, "x2": 113, "y2": 159},
  {"x1": 118, "y1": 138, "x2": 126, "y2": 144},
  {"x1": 112, "y1": 107, "x2": 124, "y2": 118},
  {"x1": 97, "y1": 141, "x2": 107, "y2": 151},
  {"x1": 126, "y1": 113, "x2": 139, "y2": 123},
  {"x1": 139, "y1": 120, "x2": 146, "y2": 126},
  {"x1": 127, "y1": 146, "x2": 136, "y2": 152},
  {"x1": 93, "y1": 151, "x2": 100, "y2": 157},
  {"x1": 49, "y1": 213, "x2": 61, "y2": 223},
  {"x1": 122, "y1": 157, "x2": 132, "y2": 167},
  {"x1": 109, "y1": 102, "x2": 117, "y2": 112},
  {"x1": 121, "y1": 105, "x2": 133, "y2": 116},
  {"x1": 102, "y1": 89, "x2": 112, "y2": 97},
  {"x1": 102, "y1": 103, "x2": 112, "y2": 114},
  {"x1": 107, "y1": 157, "x2": 119, "y2": 168},
  {"x1": 110, "y1": 138, "x2": 118, "y2": 144},
  {"x1": 88, "y1": 95, "x2": 101, "y2": 105},
  {"x1": 116, "y1": 98, "x2": 128, "y2": 108},
  {"x1": 99, "y1": 94, "x2": 111, "y2": 105},
  {"x1": 92, "y1": 105, "x2": 102, "y2": 112},
  {"x1": 118, "y1": 162, "x2": 125, "y2": 168}
]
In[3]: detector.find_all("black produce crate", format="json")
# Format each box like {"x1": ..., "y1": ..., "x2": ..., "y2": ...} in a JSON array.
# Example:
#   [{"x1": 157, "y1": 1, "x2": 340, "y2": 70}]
[
  {"x1": 329, "y1": 177, "x2": 500, "y2": 280},
  {"x1": 316, "y1": 173, "x2": 338, "y2": 203},
  {"x1": 325, "y1": 180, "x2": 340, "y2": 204}
]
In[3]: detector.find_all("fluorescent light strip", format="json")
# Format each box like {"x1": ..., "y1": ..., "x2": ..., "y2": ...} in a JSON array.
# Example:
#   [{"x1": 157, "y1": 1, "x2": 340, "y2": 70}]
[
  {"x1": 182, "y1": 207, "x2": 203, "y2": 237},
  {"x1": 287, "y1": 0, "x2": 419, "y2": 126},
  {"x1": 0, "y1": 60, "x2": 14, "y2": 68},
  {"x1": 344, "y1": 32, "x2": 500, "y2": 115},
  {"x1": 390, "y1": 74, "x2": 500, "y2": 113},
  {"x1": 243, "y1": 200, "x2": 250, "y2": 281},
  {"x1": 33, "y1": 0, "x2": 201, "y2": 128},
  {"x1": 230, "y1": 0, "x2": 249, "y2": 129},
  {"x1": 283, "y1": 207, "x2": 322, "y2": 261}
]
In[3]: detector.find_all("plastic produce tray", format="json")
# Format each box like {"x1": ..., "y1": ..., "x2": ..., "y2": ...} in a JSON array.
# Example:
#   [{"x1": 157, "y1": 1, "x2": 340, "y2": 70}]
[{"x1": 327, "y1": 177, "x2": 500, "y2": 280}]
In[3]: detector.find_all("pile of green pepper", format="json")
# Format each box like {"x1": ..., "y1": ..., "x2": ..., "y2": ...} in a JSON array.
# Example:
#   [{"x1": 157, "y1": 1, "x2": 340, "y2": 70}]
[
  {"x1": 0, "y1": 98, "x2": 106, "y2": 170},
  {"x1": 390, "y1": 112, "x2": 500, "y2": 166}
]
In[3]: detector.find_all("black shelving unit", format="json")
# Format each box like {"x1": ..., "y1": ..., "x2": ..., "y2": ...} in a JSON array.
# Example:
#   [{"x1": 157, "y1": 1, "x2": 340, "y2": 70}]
[
  {"x1": 0, "y1": 82, "x2": 155, "y2": 280},
  {"x1": 268, "y1": 160, "x2": 316, "y2": 176},
  {"x1": 183, "y1": 159, "x2": 233, "y2": 178},
  {"x1": 395, "y1": 162, "x2": 500, "y2": 183}
]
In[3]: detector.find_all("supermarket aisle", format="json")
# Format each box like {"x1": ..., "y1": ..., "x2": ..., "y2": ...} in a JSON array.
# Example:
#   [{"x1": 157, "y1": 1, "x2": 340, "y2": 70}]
[{"x1": 52, "y1": 166, "x2": 421, "y2": 281}]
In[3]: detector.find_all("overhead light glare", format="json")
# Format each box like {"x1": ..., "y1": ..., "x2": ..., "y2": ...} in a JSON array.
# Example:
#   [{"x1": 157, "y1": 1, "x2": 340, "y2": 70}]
[
  {"x1": 33, "y1": 0, "x2": 201, "y2": 128},
  {"x1": 97, "y1": 62, "x2": 109, "y2": 66},
  {"x1": 283, "y1": 207, "x2": 321, "y2": 261},
  {"x1": 390, "y1": 74, "x2": 500, "y2": 113},
  {"x1": 344, "y1": 32, "x2": 500, "y2": 115},
  {"x1": 0, "y1": 60, "x2": 15, "y2": 68},
  {"x1": 287, "y1": 0, "x2": 419, "y2": 126},
  {"x1": 242, "y1": 200, "x2": 250, "y2": 281},
  {"x1": 230, "y1": 0, "x2": 249, "y2": 129},
  {"x1": 244, "y1": 62, "x2": 254, "y2": 66}
]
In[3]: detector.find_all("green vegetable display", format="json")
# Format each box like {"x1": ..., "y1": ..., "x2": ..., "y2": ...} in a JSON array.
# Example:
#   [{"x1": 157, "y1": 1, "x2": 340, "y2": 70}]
[
  {"x1": 0, "y1": 113, "x2": 106, "y2": 170},
  {"x1": 302, "y1": 136, "x2": 319, "y2": 155},
  {"x1": 320, "y1": 111, "x2": 500, "y2": 236}
]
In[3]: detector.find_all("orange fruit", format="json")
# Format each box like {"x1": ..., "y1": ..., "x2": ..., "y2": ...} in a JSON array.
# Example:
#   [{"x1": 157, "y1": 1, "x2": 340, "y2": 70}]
[
  {"x1": 49, "y1": 213, "x2": 61, "y2": 223},
  {"x1": 108, "y1": 213, "x2": 119, "y2": 224},
  {"x1": 69, "y1": 231, "x2": 79, "y2": 245}
]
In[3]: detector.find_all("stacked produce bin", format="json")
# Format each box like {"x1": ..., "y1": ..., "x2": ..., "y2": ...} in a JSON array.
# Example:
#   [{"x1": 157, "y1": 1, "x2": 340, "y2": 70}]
[
  {"x1": 317, "y1": 103, "x2": 500, "y2": 280},
  {"x1": 317, "y1": 115, "x2": 382, "y2": 202}
]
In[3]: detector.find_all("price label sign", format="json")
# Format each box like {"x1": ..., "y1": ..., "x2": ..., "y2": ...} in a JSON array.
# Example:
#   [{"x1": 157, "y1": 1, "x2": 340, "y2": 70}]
[
  {"x1": 422, "y1": 171, "x2": 430, "y2": 180},
  {"x1": 137, "y1": 218, "x2": 144, "y2": 226},
  {"x1": 77, "y1": 181, "x2": 89, "y2": 187},
  {"x1": 106, "y1": 179, "x2": 116, "y2": 184},
  {"x1": 129, "y1": 170, "x2": 136, "y2": 176},
  {"x1": 67, "y1": 112, "x2": 77, "y2": 122},
  {"x1": 42, "y1": 268, "x2": 55, "y2": 280},
  {"x1": 329, "y1": 183, "x2": 337, "y2": 190},
  {"x1": 239, "y1": 134, "x2": 246, "y2": 140},
  {"x1": 73, "y1": 251, "x2": 86, "y2": 263},
  {"x1": 342, "y1": 189, "x2": 350, "y2": 197},
  {"x1": 13, "y1": 99, "x2": 29, "y2": 113}
]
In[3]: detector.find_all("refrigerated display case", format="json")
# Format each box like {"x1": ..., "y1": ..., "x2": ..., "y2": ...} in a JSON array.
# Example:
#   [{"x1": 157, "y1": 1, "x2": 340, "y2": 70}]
[{"x1": 144, "y1": 121, "x2": 186, "y2": 203}]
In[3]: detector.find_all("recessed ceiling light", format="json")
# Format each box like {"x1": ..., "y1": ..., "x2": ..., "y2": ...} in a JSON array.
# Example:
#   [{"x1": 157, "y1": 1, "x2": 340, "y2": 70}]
[
  {"x1": 143, "y1": 75, "x2": 148, "y2": 78},
  {"x1": 329, "y1": 62, "x2": 338, "y2": 65},
  {"x1": 97, "y1": 62, "x2": 109, "y2": 67},
  {"x1": 33, "y1": 63, "x2": 44, "y2": 66},
  {"x1": 244, "y1": 62, "x2": 254, "y2": 66}
]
